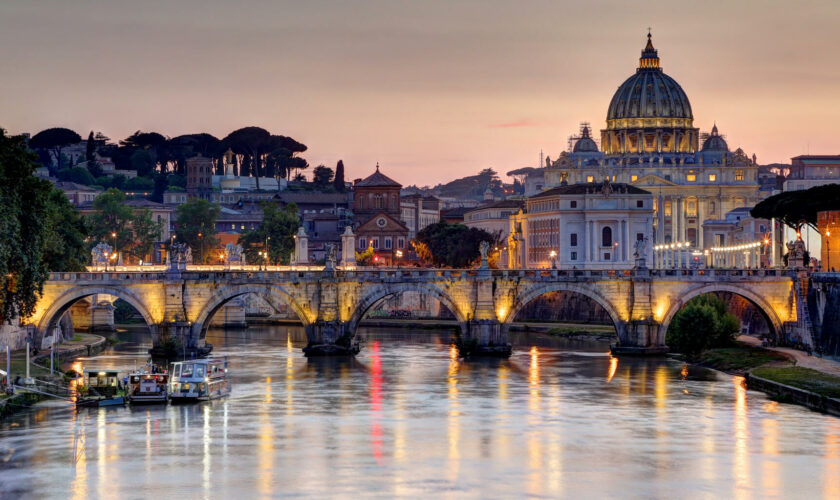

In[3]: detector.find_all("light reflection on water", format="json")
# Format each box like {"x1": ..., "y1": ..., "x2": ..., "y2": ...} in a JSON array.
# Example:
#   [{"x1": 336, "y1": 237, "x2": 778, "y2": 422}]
[{"x1": 0, "y1": 325, "x2": 839, "y2": 499}]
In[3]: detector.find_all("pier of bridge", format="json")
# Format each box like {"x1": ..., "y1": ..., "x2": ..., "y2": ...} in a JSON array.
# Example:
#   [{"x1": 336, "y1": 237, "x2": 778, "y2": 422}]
[{"x1": 27, "y1": 263, "x2": 805, "y2": 358}]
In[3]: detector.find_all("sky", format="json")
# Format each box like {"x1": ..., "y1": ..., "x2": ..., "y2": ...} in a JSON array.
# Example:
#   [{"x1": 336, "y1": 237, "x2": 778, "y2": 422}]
[{"x1": 2, "y1": 0, "x2": 840, "y2": 186}]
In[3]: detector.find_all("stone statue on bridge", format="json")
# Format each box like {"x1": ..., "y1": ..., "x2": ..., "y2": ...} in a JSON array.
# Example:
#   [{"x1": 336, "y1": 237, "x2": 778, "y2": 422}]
[
  {"x1": 479, "y1": 241, "x2": 490, "y2": 269},
  {"x1": 91, "y1": 242, "x2": 113, "y2": 267},
  {"x1": 169, "y1": 242, "x2": 193, "y2": 271},
  {"x1": 224, "y1": 243, "x2": 245, "y2": 266},
  {"x1": 325, "y1": 244, "x2": 337, "y2": 271},
  {"x1": 787, "y1": 238, "x2": 807, "y2": 269},
  {"x1": 633, "y1": 237, "x2": 648, "y2": 270}
]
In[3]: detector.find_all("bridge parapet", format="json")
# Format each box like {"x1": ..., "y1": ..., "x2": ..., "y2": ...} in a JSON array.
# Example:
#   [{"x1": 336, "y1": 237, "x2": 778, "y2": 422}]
[{"x1": 36, "y1": 267, "x2": 803, "y2": 358}]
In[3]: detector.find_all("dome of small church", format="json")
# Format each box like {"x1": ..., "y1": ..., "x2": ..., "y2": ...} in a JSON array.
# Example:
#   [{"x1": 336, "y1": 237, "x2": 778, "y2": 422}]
[
  {"x1": 701, "y1": 124, "x2": 728, "y2": 151},
  {"x1": 572, "y1": 125, "x2": 599, "y2": 152},
  {"x1": 606, "y1": 33, "x2": 693, "y2": 122}
]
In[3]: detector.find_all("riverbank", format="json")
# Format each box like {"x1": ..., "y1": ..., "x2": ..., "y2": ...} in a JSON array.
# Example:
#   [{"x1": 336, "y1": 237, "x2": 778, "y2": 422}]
[
  {"x1": 685, "y1": 337, "x2": 840, "y2": 417},
  {"x1": 0, "y1": 333, "x2": 106, "y2": 419}
]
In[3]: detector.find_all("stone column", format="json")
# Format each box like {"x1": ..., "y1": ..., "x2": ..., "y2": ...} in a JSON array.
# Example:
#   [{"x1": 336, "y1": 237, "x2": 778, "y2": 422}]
[
  {"x1": 657, "y1": 195, "x2": 665, "y2": 244},
  {"x1": 294, "y1": 227, "x2": 309, "y2": 265},
  {"x1": 341, "y1": 226, "x2": 356, "y2": 268}
]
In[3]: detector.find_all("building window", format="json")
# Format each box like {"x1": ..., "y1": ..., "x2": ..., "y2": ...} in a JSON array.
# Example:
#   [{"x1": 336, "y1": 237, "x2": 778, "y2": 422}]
[
  {"x1": 570, "y1": 200, "x2": 577, "y2": 208},
  {"x1": 571, "y1": 251, "x2": 577, "y2": 261},
  {"x1": 359, "y1": 238, "x2": 367, "y2": 250},
  {"x1": 372, "y1": 237, "x2": 379, "y2": 249},
  {"x1": 760, "y1": 224, "x2": 766, "y2": 233},
  {"x1": 636, "y1": 232, "x2": 644, "y2": 241},
  {"x1": 397, "y1": 237, "x2": 405, "y2": 249},
  {"x1": 570, "y1": 233, "x2": 578, "y2": 247},
  {"x1": 735, "y1": 170, "x2": 744, "y2": 181},
  {"x1": 601, "y1": 227, "x2": 612, "y2": 247},
  {"x1": 231, "y1": 224, "x2": 235, "y2": 230},
  {"x1": 586, "y1": 175, "x2": 594, "y2": 183},
  {"x1": 636, "y1": 200, "x2": 643, "y2": 208},
  {"x1": 604, "y1": 252, "x2": 611, "y2": 260},
  {"x1": 664, "y1": 175, "x2": 672, "y2": 181},
  {"x1": 631, "y1": 175, "x2": 638, "y2": 182},
  {"x1": 384, "y1": 237, "x2": 392, "y2": 250},
  {"x1": 708, "y1": 173, "x2": 716, "y2": 182},
  {"x1": 709, "y1": 201, "x2": 716, "y2": 214},
  {"x1": 664, "y1": 201, "x2": 672, "y2": 216},
  {"x1": 686, "y1": 174, "x2": 696, "y2": 182},
  {"x1": 686, "y1": 198, "x2": 697, "y2": 217}
]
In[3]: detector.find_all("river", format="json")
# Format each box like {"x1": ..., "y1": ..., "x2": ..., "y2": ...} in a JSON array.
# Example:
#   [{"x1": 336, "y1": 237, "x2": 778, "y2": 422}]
[{"x1": 1, "y1": 325, "x2": 839, "y2": 499}]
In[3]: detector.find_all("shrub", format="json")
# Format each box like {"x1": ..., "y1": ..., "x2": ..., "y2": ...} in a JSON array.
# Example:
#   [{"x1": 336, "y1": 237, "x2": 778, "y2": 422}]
[{"x1": 666, "y1": 294, "x2": 740, "y2": 358}]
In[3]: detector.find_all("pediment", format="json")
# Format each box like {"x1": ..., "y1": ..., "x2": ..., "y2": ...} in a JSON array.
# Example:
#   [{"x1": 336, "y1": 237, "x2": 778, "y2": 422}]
[
  {"x1": 632, "y1": 174, "x2": 679, "y2": 187},
  {"x1": 356, "y1": 212, "x2": 408, "y2": 233}
]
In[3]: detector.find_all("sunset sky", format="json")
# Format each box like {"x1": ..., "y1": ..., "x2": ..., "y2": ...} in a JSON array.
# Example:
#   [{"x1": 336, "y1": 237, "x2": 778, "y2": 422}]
[{"x1": 2, "y1": 0, "x2": 839, "y2": 185}]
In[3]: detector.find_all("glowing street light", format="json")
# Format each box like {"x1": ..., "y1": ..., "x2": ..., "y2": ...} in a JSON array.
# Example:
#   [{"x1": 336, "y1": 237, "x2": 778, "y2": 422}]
[{"x1": 549, "y1": 249, "x2": 557, "y2": 269}]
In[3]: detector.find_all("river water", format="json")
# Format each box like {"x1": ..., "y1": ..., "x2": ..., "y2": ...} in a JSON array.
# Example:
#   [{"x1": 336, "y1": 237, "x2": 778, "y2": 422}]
[{"x1": 1, "y1": 325, "x2": 839, "y2": 499}]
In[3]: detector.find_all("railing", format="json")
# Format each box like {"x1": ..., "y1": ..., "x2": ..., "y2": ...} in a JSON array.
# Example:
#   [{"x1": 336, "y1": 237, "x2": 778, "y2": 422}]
[{"x1": 49, "y1": 266, "x2": 796, "y2": 283}]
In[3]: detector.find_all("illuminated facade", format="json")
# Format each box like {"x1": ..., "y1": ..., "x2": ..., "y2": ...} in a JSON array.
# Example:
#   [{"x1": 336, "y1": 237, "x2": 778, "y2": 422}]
[{"x1": 536, "y1": 33, "x2": 762, "y2": 248}]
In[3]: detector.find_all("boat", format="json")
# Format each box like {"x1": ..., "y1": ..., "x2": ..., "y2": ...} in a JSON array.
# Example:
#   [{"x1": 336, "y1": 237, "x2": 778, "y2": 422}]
[
  {"x1": 76, "y1": 370, "x2": 127, "y2": 407},
  {"x1": 127, "y1": 372, "x2": 169, "y2": 404},
  {"x1": 168, "y1": 358, "x2": 230, "y2": 402}
]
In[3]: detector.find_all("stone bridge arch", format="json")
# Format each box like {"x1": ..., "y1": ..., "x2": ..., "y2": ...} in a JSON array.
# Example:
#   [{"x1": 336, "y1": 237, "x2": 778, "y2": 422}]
[
  {"x1": 347, "y1": 282, "x2": 469, "y2": 335},
  {"x1": 503, "y1": 282, "x2": 626, "y2": 340},
  {"x1": 36, "y1": 285, "x2": 157, "y2": 342},
  {"x1": 190, "y1": 284, "x2": 313, "y2": 340},
  {"x1": 657, "y1": 283, "x2": 785, "y2": 345}
]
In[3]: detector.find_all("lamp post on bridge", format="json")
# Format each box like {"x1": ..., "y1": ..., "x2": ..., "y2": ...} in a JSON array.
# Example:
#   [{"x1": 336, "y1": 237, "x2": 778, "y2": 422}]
[{"x1": 549, "y1": 249, "x2": 557, "y2": 269}]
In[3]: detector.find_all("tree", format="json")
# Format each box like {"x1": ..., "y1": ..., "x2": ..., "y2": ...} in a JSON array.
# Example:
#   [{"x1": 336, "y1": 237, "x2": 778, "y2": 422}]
[
  {"x1": 29, "y1": 127, "x2": 82, "y2": 174},
  {"x1": 42, "y1": 188, "x2": 88, "y2": 272},
  {"x1": 85, "y1": 189, "x2": 137, "y2": 260},
  {"x1": 223, "y1": 127, "x2": 272, "y2": 190},
  {"x1": 0, "y1": 129, "x2": 54, "y2": 323},
  {"x1": 413, "y1": 221, "x2": 498, "y2": 268},
  {"x1": 334, "y1": 159, "x2": 346, "y2": 192},
  {"x1": 238, "y1": 202, "x2": 300, "y2": 264},
  {"x1": 355, "y1": 245, "x2": 375, "y2": 266},
  {"x1": 751, "y1": 184, "x2": 840, "y2": 231},
  {"x1": 129, "y1": 210, "x2": 163, "y2": 262},
  {"x1": 57, "y1": 166, "x2": 96, "y2": 185},
  {"x1": 85, "y1": 131, "x2": 103, "y2": 177},
  {"x1": 175, "y1": 198, "x2": 220, "y2": 263},
  {"x1": 665, "y1": 294, "x2": 740, "y2": 358},
  {"x1": 312, "y1": 165, "x2": 334, "y2": 187}
]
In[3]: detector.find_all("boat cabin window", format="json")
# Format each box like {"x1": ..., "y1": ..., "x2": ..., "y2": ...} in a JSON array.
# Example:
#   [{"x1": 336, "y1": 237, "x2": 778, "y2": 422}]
[
  {"x1": 195, "y1": 365, "x2": 206, "y2": 378},
  {"x1": 173, "y1": 364, "x2": 181, "y2": 377},
  {"x1": 181, "y1": 364, "x2": 194, "y2": 377}
]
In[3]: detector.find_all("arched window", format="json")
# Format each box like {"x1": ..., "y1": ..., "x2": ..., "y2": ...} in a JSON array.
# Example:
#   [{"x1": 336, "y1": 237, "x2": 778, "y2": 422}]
[{"x1": 602, "y1": 227, "x2": 613, "y2": 247}]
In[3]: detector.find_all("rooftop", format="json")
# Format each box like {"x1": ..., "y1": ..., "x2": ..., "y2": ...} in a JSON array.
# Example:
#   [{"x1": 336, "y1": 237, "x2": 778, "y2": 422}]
[{"x1": 530, "y1": 182, "x2": 651, "y2": 198}]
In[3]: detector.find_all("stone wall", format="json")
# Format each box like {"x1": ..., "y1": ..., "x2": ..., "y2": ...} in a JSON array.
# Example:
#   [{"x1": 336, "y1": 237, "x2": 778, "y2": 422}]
[{"x1": 810, "y1": 274, "x2": 840, "y2": 357}]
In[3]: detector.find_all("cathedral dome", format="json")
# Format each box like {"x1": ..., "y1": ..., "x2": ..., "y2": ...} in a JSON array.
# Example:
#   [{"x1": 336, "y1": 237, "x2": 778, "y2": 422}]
[
  {"x1": 701, "y1": 124, "x2": 728, "y2": 151},
  {"x1": 605, "y1": 33, "x2": 693, "y2": 122}
]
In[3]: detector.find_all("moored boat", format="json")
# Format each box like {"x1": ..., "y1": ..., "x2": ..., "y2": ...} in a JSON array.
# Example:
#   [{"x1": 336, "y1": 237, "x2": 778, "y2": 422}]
[
  {"x1": 76, "y1": 370, "x2": 127, "y2": 407},
  {"x1": 128, "y1": 372, "x2": 169, "y2": 404},
  {"x1": 168, "y1": 358, "x2": 230, "y2": 402}
]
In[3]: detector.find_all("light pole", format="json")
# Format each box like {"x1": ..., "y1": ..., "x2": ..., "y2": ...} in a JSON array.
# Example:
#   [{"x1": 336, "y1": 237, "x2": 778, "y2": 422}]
[
  {"x1": 266, "y1": 236, "x2": 271, "y2": 267},
  {"x1": 395, "y1": 249, "x2": 403, "y2": 268},
  {"x1": 197, "y1": 232, "x2": 203, "y2": 265},
  {"x1": 549, "y1": 249, "x2": 557, "y2": 269},
  {"x1": 827, "y1": 230, "x2": 831, "y2": 271},
  {"x1": 103, "y1": 251, "x2": 110, "y2": 272},
  {"x1": 110, "y1": 232, "x2": 118, "y2": 265}
]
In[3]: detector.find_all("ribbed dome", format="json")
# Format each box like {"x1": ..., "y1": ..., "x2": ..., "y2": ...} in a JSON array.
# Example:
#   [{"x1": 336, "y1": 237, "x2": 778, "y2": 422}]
[
  {"x1": 701, "y1": 124, "x2": 728, "y2": 151},
  {"x1": 606, "y1": 34, "x2": 693, "y2": 121},
  {"x1": 572, "y1": 125, "x2": 599, "y2": 152}
]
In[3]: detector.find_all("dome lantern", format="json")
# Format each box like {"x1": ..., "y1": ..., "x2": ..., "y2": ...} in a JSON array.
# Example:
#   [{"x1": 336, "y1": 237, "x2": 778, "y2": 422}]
[{"x1": 639, "y1": 31, "x2": 660, "y2": 70}]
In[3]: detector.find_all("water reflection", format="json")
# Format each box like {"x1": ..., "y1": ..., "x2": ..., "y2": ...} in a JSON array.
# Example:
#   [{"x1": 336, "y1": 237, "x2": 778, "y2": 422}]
[{"x1": 0, "y1": 325, "x2": 838, "y2": 498}]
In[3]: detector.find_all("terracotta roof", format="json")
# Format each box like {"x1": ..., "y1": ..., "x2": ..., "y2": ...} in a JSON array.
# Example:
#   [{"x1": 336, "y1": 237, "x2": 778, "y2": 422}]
[{"x1": 355, "y1": 165, "x2": 401, "y2": 187}]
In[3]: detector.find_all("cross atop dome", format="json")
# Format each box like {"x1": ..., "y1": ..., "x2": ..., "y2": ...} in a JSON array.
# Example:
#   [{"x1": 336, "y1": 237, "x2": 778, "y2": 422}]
[{"x1": 639, "y1": 30, "x2": 660, "y2": 70}]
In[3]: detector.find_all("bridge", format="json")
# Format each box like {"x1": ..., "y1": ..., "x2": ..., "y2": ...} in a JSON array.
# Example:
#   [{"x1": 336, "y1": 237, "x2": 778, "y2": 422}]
[{"x1": 27, "y1": 264, "x2": 808, "y2": 357}]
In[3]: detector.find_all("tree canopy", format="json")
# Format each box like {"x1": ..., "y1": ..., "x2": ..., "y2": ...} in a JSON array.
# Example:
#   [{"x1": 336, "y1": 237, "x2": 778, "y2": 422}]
[
  {"x1": 412, "y1": 221, "x2": 498, "y2": 268},
  {"x1": 85, "y1": 189, "x2": 162, "y2": 263},
  {"x1": 174, "y1": 198, "x2": 220, "y2": 263},
  {"x1": 42, "y1": 188, "x2": 88, "y2": 272},
  {"x1": 0, "y1": 129, "x2": 54, "y2": 322},
  {"x1": 312, "y1": 165, "x2": 334, "y2": 187},
  {"x1": 665, "y1": 294, "x2": 740, "y2": 358},
  {"x1": 238, "y1": 202, "x2": 300, "y2": 265},
  {"x1": 751, "y1": 184, "x2": 840, "y2": 230},
  {"x1": 29, "y1": 127, "x2": 82, "y2": 173}
]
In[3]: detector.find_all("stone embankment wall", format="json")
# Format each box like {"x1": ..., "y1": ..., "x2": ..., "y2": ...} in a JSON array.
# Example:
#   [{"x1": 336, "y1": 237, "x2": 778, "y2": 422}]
[
  {"x1": 1, "y1": 314, "x2": 74, "y2": 352},
  {"x1": 809, "y1": 274, "x2": 840, "y2": 357}
]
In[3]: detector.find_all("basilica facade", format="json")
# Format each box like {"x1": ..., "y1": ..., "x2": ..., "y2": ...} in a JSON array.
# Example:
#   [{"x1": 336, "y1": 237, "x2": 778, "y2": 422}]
[{"x1": 531, "y1": 33, "x2": 763, "y2": 248}]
